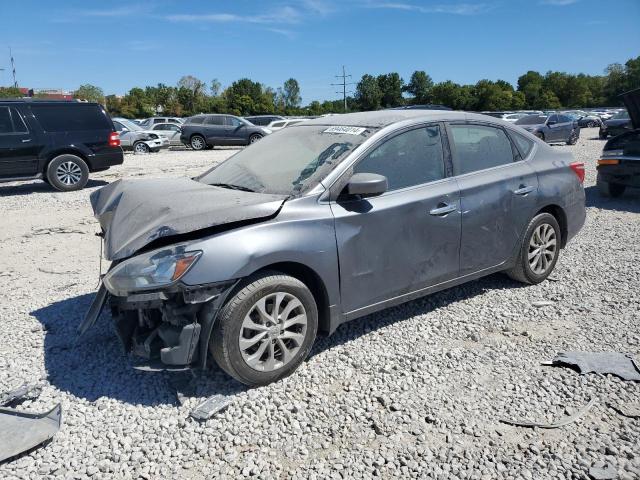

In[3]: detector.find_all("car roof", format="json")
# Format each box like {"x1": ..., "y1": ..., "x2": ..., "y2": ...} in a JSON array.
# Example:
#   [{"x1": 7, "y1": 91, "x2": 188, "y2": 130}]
[{"x1": 301, "y1": 110, "x2": 497, "y2": 129}]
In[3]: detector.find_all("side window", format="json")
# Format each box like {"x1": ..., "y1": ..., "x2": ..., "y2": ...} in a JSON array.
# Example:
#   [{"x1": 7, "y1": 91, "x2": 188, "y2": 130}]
[
  {"x1": 153, "y1": 119, "x2": 163, "y2": 124},
  {"x1": 190, "y1": 117, "x2": 204, "y2": 124},
  {"x1": 548, "y1": 115, "x2": 558, "y2": 124},
  {"x1": 449, "y1": 124, "x2": 515, "y2": 175},
  {"x1": 205, "y1": 116, "x2": 224, "y2": 125},
  {"x1": 354, "y1": 125, "x2": 445, "y2": 191},
  {"x1": 10, "y1": 108, "x2": 28, "y2": 133},
  {"x1": 168, "y1": 119, "x2": 179, "y2": 124},
  {"x1": 113, "y1": 121, "x2": 124, "y2": 131},
  {"x1": 226, "y1": 117, "x2": 242, "y2": 127},
  {"x1": 169, "y1": 125, "x2": 180, "y2": 131},
  {"x1": 558, "y1": 115, "x2": 572, "y2": 123},
  {"x1": 31, "y1": 105, "x2": 111, "y2": 131},
  {"x1": 0, "y1": 107, "x2": 13, "y2": 133},
  {"x1": 271, "y1": 121, "x2": 285, "y2": 128},
  {"x1": 509, "y1": 130, "x2": 534, "y2": 159}
]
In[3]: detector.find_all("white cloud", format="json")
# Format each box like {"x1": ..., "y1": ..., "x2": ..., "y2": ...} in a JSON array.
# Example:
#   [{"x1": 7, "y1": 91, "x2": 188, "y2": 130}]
[
  {"x1": 540, "y1": 0, "x2": 579, "y2": 5},
  {"x1": 365, "y1": 2, "x2": 491, "y2": 15},
  {"x1": 165, "y1": 6, "x2": 302, "y2": 25}
]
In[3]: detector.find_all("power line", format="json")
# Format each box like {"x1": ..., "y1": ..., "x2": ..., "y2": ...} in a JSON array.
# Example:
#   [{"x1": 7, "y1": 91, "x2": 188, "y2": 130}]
[{"x1": 331, "y1": 65, "x2": 355, "y2": 112}]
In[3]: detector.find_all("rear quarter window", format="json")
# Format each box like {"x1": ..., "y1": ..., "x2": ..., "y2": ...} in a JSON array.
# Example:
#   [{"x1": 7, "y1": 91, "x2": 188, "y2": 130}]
[
  {"x1": 31, "y1": 104, "x2": 112, "y2": 132},
  {"x1": 508, "y1": 130, "x2": 535, "y2": 159}
]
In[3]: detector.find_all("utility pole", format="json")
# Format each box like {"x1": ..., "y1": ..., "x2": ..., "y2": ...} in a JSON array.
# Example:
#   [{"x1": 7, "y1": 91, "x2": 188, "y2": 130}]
[
  {"x1": 331, "y1": 65, "x2": 354, "y2": 112},
  {"x1": 9, "y1": 47, "x2": 17, "y2": 88}
]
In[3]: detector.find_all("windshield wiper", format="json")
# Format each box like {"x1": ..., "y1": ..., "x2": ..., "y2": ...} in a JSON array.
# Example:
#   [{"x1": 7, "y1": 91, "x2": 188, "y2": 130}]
[{"x1": 209, "y1": 183, "x2": 256, "y2": 193}]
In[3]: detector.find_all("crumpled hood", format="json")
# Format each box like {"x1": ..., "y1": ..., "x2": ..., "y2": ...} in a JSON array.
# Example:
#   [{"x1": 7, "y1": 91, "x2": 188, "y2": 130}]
[{"x1": 90, "y1": 178, "x2": 287, "y2": 260}]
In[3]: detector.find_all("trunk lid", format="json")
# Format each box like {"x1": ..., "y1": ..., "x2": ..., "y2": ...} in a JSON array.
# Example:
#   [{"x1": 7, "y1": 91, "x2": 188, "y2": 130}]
[{"x1": 622, "y1": 87, "x2": 640, "y2": 129}]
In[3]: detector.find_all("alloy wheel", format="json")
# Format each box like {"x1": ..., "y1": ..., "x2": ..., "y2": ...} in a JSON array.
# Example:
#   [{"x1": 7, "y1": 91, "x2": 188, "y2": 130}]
[
  {"x1": 249, "y1": 135, "x2": 261, "y2": 144},
  {"x1": 56, "y1": 161, "x2": 82, "y2": 186},
  {"x1": 239, "y1": 292, "x2": 308, "y2": 372},
  {"x1": 191, "y1": 136, "x2": 205, "y2": 150},
  {"x1": 528, "y1": 223, "x2": 557, "y2": 275}
]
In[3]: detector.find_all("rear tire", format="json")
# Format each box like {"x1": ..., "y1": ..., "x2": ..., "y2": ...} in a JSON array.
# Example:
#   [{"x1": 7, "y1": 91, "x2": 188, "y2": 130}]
[
  {"x1": 190, "y1": 135, "x2": 206, "y2": 150},
  {"x1": 566, "y1": 131, "x2": 578, "y2": 145},
  {"x1": 210, "y1": 272, "x2": 318, "y2": 386},
  {"x1": 46, "y1": 154, "x2": 89, "y2": 192},
  {"x1": 535, "y1": 132, "x2": 545, "y2": 141},
  {"x1": 597, "y1": 174, "x2": 626, "y2": 198},
  {"x1": 506, "y1": 213, "x2": 561, "y2": 285}
]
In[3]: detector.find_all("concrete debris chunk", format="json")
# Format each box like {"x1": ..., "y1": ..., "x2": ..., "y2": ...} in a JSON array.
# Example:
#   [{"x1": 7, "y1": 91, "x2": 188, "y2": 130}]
[
  {"x1": 589, "y1": 463, "x2": 617, "y2": 480},
  {"x1": 500, "y1": 398, "x2": 595, "y2": 429},
  {"x1": 552, "y1": 352, "x2": 640, "y2": 381},
  {"x1": 0, "y1": 404, "x2": 62, "y2": 463}
]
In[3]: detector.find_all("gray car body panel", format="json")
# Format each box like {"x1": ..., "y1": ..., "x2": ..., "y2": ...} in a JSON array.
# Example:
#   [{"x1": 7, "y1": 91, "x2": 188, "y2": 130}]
[{"x1": 92, "y1": 109, "x2": 585, "y2": 345}]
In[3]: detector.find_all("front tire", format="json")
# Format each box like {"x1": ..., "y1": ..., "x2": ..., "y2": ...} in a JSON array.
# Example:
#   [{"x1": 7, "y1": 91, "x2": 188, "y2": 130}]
[
  {"x1": 46, "y1": 154, "x2": 89, "y2": 192},
  {"x1": 210, "y1": 272, "x2": 318, "y2": 386},
  {"x1": 190, "y1": 135, "x2": 206, "y2": 150},
  {"x1": 133, "y1": 141, "x2": 150, "y2": 154},
  {"x1": 599, "y1": 130, "x2": 608, "y2": 140},
  {"x1": 597, "y1": 175, "x2": 626, "y2": 198},
  {"x1": 534, "y1": 132, "x2": 545, "y2": 141},
  {"x1": 506, "y1": 213, "x2": 561, "y2": 285},
  {"x1": 566, "y1": 130, "x2": 578, "y2": 145},
  {"x1": 249, "y1": 134, "x2": 263, "y2": 144}
]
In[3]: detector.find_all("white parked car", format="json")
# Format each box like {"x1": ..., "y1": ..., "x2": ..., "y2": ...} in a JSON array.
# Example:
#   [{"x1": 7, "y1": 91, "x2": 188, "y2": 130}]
[
  {"x1": 112, "y1": 118, "x2": 169, "y2": 153},
  {"x1": 267, "y1": 118, "x2": 309, "y2": 131},
  {"x1": 502, "y1": 113, "x2": 529, "y2": 123},
  {"x1": 150, "y1": 122, "x2": 184, "y2": 146}
]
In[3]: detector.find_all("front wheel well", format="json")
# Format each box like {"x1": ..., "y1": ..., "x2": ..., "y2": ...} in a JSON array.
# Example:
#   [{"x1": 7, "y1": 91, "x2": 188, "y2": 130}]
[
  {"x1": 250, "y1": 262, "x2": 331, "y2": 335},
  {"x1": 536, "y1": 205, "x2": 568, "y2": 248}
]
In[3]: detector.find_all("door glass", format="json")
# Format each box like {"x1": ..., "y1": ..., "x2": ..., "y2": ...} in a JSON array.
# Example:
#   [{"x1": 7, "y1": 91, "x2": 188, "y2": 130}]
[
  {"x1": 354, "y1": 125, "x2": 445, "y2": 191},
  {"x1": 450, "y1": 124, "x2": 515, "y2": 175},
  {"x1": 0, "y1": 107, "x2": 14, "y2": 133},
  {"x1": 205, "y1": 116, "x2": 224, "y2": 125},
  {"x1": 509, "y1": 131, "x2": 534, "y2": 159},
  {"x1": 10, "y1": 108, "x2": 28, "y2": 133},
  {"x1": 227, "y1": 117, "x2": 242, "y2": 127}
]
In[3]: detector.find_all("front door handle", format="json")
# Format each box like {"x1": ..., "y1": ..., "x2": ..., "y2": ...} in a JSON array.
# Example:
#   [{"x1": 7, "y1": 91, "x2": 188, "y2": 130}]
[
  {"x1": 513, "y1": 185, "x2": 534, "y2": 196},
  {"x1": 21, "y1": 138, "x2": 32, "y2": 143},
  {"x1": 429, "y1": 203, "x2": 457, "y2": 216}
]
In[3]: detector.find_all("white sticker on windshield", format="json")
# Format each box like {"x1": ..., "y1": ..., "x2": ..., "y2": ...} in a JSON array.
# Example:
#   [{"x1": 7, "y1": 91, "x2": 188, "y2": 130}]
[{"x1": 322, "y1": 126, "x2": 366, "y2": 135}]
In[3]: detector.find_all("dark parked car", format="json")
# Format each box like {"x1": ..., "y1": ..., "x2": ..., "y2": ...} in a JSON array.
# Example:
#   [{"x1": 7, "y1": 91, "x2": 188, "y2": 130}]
[
  {"x1": 599, "y1": 110, "x2": 633, "y2": 139},
  {"x1": 244, "y1": 115, "x2": 285, "y2": 126},
  {"x1": 0, "y1": 99, "x2": 123, "y2": 191},
  {"x1": 515, "y1": 114, "x2": 580, "y2": 144},
  {"x1": 563, "y1": 111, "x2": 602, "y2": 128},
  {"x1": 180, "y1": 114, "x2": 272, "y2": 150},
  {"x1": 81, "y1": 110, "x2": 585, "y2": 386},
  {"x1": 597, "y1": 88, "x2": 640, "y2": 197}
]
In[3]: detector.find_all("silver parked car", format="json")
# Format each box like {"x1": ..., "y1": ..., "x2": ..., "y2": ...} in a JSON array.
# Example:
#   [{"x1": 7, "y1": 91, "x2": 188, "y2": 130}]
[
  {"x1": 112, "y1": 118, "x2": 168, "y2": 153},
  {"x1": 81, "y1": 110, "x2": 586, "y2": 386},
  {"x1": 139, "y1": 116, "x2": 184, "y2": 129}
]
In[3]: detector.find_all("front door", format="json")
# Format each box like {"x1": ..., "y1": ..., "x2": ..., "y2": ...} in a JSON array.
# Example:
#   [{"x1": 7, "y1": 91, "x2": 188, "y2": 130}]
[
  {"x1": 331, "y1": 124, "x2": 461, "y2": 315},
  {"x1": 224, "y1": 116, "x2": 248, "y2": 145},
  {"x1": 0, "y1": 106, "x2": 40, "y2": 177},
  {"x1": 447, "y1": 122, "x2": 539, "y2": 275}
]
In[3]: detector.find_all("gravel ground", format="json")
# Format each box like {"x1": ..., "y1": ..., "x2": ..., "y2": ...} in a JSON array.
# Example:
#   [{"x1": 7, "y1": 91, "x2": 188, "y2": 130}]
[{"x1": 0, "y1": 130, "x2": 639, "y2": 479}]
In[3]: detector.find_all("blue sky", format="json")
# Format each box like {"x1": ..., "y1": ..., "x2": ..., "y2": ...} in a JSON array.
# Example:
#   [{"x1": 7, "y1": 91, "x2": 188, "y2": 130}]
[{"x1": 1, "y1": 0, "x2": 638, "y2": 103}]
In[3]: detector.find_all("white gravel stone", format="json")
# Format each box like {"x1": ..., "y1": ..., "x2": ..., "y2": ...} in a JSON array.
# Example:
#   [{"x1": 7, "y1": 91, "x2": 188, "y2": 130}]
[{"x1": 0, "y1": 132, "x2": 638, "y2": 478}]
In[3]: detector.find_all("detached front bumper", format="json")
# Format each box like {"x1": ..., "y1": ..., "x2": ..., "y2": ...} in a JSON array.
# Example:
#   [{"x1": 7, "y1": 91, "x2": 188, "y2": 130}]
[{"x1": 80, "y1": 280, "x2": 238, "y2": 371}]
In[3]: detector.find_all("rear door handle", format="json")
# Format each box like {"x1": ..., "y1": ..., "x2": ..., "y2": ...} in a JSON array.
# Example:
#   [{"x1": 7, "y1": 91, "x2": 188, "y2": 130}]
[
  {"x1": 513, "y1": 185, "x2": 534, "y2": 196},
  {"x1": 21, "y1": 138, "x2": 32, "y2": 143},
  {"x1": 429, "y1": 203, "x2": 457, "y2": 216}
]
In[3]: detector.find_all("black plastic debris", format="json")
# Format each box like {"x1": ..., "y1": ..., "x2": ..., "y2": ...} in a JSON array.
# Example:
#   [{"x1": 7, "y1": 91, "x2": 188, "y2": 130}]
[
  {"x1": 550, "y1": 352, "x2": 640, "y2": 381},
  {"x1": 190, "y1": 394, "x2": 234, "y2": 421},
  {"x1": 501, "y1": 398, "x2": 595, "y2": 429},
  {"x1": 0, "y1": 404, "x2": 62, "y2": 462}
]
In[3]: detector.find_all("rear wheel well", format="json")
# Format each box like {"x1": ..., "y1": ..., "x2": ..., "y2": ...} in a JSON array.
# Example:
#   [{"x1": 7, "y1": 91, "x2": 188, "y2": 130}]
[
  {"x1": 45, "y1": 150, "x2": 90, "y2": 173},
  {"x1": 536, "y1": 205, "x2": 567, "y2": 247},
  {"x1": 251, "y1": 262, "x2": 330, "y2": 335}
]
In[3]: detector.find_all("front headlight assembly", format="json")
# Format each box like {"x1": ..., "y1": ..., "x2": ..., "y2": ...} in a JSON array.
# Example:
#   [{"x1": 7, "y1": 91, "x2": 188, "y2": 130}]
[{"x1": 103, "y1": 247, "x2": 202, "y2": 296}]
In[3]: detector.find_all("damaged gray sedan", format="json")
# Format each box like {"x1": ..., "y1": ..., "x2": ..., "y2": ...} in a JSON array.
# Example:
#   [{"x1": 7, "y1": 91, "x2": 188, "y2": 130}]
[{"x1": 81, "y1": 110, "x2": 586, "y2": 386}]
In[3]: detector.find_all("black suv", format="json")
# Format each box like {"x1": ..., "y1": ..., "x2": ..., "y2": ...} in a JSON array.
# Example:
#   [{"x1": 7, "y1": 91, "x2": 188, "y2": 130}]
[
  {"x1": 0, "y1": 99, "x2": 123, "y2": 191},
  {"x1": 180, "y1": 114, "x2": 271, "y2": 150}
]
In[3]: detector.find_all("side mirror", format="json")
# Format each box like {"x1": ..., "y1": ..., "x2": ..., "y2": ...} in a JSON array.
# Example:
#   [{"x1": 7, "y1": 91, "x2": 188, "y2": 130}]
[
  {"x1": 120, "y1": 127, "x2": 129, "y2": 133},
  {"x1": 345, "y1": 173, "x2": 388, "y2": 198}
]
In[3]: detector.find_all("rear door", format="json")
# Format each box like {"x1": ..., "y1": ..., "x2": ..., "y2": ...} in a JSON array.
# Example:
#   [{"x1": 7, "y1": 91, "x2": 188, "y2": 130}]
[
  {"x1": 331, "y1": 124, "x2": 461, "y2": 315},
  {"x1": 203, "y1": 115, "x2": 225, "y2": 143},
  {"x1": 447, "y1": 122, "x2": 539, "y2": 275},
  {"x1": 0, "y1": 106, "x2": 41, "y2": 177}
]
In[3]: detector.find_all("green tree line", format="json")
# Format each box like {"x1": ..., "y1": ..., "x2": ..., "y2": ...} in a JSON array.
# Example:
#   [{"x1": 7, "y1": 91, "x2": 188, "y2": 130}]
[{"x1": 1, "y1": 55, "x2": 637, "y2": 117}]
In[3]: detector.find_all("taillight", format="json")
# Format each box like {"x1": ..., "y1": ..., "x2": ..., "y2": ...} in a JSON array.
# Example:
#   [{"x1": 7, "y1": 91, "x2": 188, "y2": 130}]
[
  {"x1": 569, "y1": 161, "x2": 585, "y2": 183},
  {"x1": 597, "y1": 159, "x2": 619, "y2": 165},
  {"x1": 109, "y1": 132, "x2": 121, "y2": 147}
]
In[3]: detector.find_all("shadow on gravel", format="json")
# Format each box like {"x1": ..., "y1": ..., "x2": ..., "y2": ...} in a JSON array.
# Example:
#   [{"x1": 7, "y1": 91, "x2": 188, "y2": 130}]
[
  {"x1": 30, "y1": 293, "x2": 242, "y2": 406},
  {"x1": 0, "y1": 179, "x2": 108, "y2": 197},
  {"x1": 585, "y1": 185, "x2": 640, "y2": 213},
  {"x1": 310, "y1": 272, "x2": 524, "y2": 359}
]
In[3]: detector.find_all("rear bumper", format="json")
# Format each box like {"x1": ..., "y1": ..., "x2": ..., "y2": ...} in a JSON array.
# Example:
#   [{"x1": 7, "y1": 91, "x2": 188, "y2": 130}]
[{"x1": 88, "y1": 149, "x2": 124, "y2": 171}]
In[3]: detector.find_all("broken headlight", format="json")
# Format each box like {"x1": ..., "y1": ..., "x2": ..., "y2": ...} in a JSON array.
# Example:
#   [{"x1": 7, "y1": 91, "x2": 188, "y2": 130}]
[{"x1": 103, "y1": 247, "x2": 202, "y2": 296}]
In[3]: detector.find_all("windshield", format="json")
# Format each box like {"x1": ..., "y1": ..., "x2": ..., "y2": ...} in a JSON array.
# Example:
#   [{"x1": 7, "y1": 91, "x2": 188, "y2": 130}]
[
  {"x1": 612, "y1": 110, "x2": 630, "y2": 120},
  {"x1": 197, "y1": 125, "x2": 376, "y2": 195},
  {"x1": 117, "y1": 118, "x2": 143, "y2": 131},
  {"x1": 516, "y1": 115, "x2": 548, "y2": 125}
]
